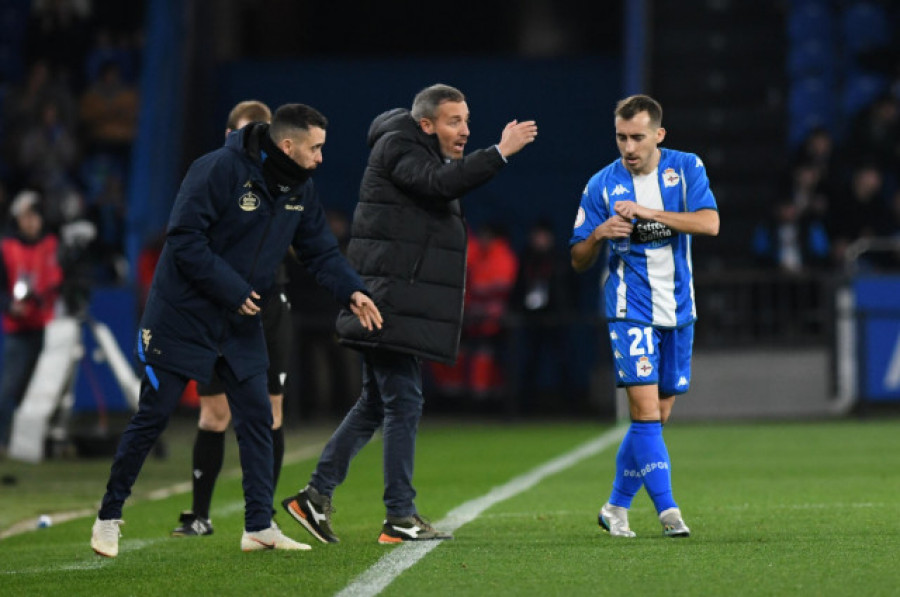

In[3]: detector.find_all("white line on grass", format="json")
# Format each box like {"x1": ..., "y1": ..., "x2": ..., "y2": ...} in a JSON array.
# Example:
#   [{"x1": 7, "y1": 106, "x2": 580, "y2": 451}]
[
  {"x1": 335, "y1": 425, "x2": 627, "y2": 597},
  {"x1": 0, "y1": 443, "x2": 324, "y2": 542}
]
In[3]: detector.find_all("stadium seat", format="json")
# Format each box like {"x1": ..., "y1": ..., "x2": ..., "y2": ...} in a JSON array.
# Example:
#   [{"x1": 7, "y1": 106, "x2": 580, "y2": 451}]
[
  {"x1": 842, "y1": 70, "x2": 889, "y2": 118},
  {"x1": 841, "y1": 1, "x2": 891, "y2": 57},
  {"x1": 788, "y1": 0, "x2": 834, "y2": 43},
  {"x1": 788, "y1": 76, "x2": 835, "y2": 146},
  {"x1": 788, "y1": 38, "x2": 836, "y2": 79}
]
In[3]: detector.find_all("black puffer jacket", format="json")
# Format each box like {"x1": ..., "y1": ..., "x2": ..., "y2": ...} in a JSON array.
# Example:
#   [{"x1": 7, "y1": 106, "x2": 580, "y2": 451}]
[{"x1": 336, "y1": 108, "x2": 506, "y2": 363}]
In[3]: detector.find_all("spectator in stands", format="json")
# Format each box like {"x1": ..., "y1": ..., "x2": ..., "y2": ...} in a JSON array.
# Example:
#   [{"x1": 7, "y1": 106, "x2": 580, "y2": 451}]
[
  {"x1": 510, "y1": 218, "x2": 577, "y2": 413},
  {"x1": 2, "y1": 60, "x2": 78, "y2": 173},
  {"x1": 78, "y1": 59, "x2": 139, "y2": 159},
  {"x1": 25, "y1": 0, "x2": 92, "y2": 90},
  {"x1": 752, "y1": 197, "x2": 831, "y2": 272},
  {"x1": 461, "y1": 223, "x2": 518, "y2": 400},
  {"x1": 828, "y1": 162, "x2": 891, "y2": 268},
  {"x1": 17, "y1": 98, "x2": 81, "y2": 227},
  {"x1": 85, "y1": 171, "x2": 127, "y2": 283},
  {"x1": 791, "y1": 126, "x2": 839, "y2": 197},
  {"x1": 753, "y1": 161, "x2": 832, "y2": 271},
  {"x1": 843, "y1": 94, "x2": 900, "y2": 178},
  {"x1": 0, "y1": 190, "x2": 63, "y2": 455}
]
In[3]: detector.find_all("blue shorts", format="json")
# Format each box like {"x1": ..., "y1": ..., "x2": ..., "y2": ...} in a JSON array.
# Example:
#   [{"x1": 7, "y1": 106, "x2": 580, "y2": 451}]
[{"x1": 607, "y1": 321, "x2": 694, "y2": 396}]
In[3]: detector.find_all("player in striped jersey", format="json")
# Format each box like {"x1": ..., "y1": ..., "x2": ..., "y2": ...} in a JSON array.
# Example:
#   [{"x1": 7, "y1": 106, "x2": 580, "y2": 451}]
[{"x1": 569, "y1": 94, "x2": 719, "y2": 538}]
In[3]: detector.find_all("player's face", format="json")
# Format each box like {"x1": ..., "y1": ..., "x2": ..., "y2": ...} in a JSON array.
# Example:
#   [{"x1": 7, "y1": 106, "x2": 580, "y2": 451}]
[
  {"x1": 281, "y1": 126, "x2": 326, "y2": 170},
  {"x1": 615, "y1": 111, "x2": 666, "y2": 176},
  {"x1": 419, "y1": 100, "x2": 470, "y2": 160}
]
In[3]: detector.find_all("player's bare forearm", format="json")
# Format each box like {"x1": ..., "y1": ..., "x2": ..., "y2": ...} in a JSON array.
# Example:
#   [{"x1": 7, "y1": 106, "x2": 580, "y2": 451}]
[
  {"x1": 614, "y1": 202, "x2": 719, "y2": 236},
  {"x1": 571, "y1": 216, "x2": 634, "y2": 272},
  {"x1": 571, "y1": 237, "x2": 602, "y2": 272}
]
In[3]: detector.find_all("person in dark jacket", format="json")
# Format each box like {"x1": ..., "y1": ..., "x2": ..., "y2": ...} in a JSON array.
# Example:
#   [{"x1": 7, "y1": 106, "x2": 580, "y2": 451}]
[
  {"x1": 282, "y1": 83, "x2": 537, "y2": 544},
  {"x1": 90, "y1": 103, "x2": 382, "y2": 558}
]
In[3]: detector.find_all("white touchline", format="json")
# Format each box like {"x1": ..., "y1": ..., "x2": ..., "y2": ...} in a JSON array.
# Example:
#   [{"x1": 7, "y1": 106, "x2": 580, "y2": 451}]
[{"x1": 335, "y1": 426, "x2": 627, "y2": 597}]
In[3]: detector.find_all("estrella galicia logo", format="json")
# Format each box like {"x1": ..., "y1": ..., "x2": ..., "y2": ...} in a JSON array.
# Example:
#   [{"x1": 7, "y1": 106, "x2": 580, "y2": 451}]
[{"x1": 239, "y1": 191, "x2": 260, "y2": 212}]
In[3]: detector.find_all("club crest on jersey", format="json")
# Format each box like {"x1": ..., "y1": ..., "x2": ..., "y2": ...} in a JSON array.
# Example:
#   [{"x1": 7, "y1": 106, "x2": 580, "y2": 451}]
[
  {"x1": 239, "y1": 191, "x2": 261, "y2": 211},
  {"x1": 574, "y1": 206, "x2": 585, "y2": 228},
  {"x1": 662, "y1": 168, "x2": 680, "y2": 188},
  {"x1": 636, "y1": 356, "x2": 653, "y2": 377}
]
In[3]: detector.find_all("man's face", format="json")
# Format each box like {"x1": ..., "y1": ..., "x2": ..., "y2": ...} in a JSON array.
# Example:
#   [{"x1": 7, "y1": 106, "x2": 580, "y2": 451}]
[
  {"x1": 420, "y1": 100, "x2": 470, "y2": 160},
  {"x1": 615, "y1": 111, "x2": 665, "y2": 176},
  {"x1": 279, "y1": 126, "x2": 326, "y2": 170},
  {"x1": 17, "y1": 209, "x2": 42, "y2": 241}
]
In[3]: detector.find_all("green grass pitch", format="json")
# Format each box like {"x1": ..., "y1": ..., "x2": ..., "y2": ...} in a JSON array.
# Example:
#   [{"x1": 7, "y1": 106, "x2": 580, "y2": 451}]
[{"x1": 2, "y1": 418, "x2": 899, "y2": 596}]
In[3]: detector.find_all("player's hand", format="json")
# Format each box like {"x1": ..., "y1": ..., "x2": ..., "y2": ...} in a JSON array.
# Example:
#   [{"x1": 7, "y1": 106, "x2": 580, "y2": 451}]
[
  {"x1": 496, "y1": 119, "x2": 538, "y2": 157},
  {"x1": 614, "y1": 200, "x2": 651, "y2": 221},
  {"x1": 238, "y1": 291, "x2": 261, "y2": 316},
  {"x1": 350, "y1": 291, "x2": 383, "y2": 331},
  {"x1": 594, "y1": 215, "x2": 633, "y2": 241}
]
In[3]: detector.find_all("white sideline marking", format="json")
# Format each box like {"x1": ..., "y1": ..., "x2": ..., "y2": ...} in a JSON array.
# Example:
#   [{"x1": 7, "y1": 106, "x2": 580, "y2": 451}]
[
  {"x1": 335, "y1": 426, "x2": 627, "y2": 597},
  {"x1": 0, "y1": 443, "x2": 324, "y2": 542}
]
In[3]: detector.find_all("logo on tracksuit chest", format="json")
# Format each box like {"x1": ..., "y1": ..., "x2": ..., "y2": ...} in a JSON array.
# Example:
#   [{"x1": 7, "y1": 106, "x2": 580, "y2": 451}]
[{"x1": 239, "y1": 179, "x2": 261, "y2": 211}]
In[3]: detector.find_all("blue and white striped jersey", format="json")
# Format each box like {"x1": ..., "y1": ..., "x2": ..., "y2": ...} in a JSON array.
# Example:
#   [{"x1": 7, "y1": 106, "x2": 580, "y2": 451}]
[{"x1": 570, "y1": 148, "x2": 718, "y2": 328}]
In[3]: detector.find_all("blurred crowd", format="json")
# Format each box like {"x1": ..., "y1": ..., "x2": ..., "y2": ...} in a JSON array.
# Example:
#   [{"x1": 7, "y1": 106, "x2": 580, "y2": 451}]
[
  {"x1": 757, "y1": 0, "x2": 900, "y2": 272},
  {"x1": 0, "y1": 0, "x2": 144, "y2": 288},
  {"x1": 753, "y1": 96, "x2": 900, "y2": 273}
]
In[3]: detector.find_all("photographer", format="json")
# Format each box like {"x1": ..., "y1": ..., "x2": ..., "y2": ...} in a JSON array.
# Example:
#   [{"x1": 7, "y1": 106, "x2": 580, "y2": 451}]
[{"x1": 0, "y1": 190, "x2": 63, "y2": 454}]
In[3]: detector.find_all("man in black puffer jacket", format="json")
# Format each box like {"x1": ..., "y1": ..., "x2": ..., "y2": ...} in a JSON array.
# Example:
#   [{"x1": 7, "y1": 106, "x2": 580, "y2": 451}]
[{"x1": 283, "y1": 84, "x2": 537, "y2": 544}]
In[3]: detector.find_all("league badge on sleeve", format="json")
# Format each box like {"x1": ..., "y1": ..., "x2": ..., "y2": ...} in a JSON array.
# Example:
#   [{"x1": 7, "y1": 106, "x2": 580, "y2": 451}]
[{"x1": 574, "y1": 206, "x2": 585, "y2": 229}]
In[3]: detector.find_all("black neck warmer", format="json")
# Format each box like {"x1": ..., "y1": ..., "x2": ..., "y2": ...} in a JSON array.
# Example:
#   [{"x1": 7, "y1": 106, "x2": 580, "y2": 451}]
[{"x1": 254, "y1": 125, "x2": 312, "y2": 195}]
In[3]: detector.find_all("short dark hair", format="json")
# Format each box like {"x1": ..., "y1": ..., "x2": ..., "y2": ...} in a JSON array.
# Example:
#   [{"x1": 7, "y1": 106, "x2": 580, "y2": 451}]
[
  {"x1": 269, "y1": 104, "x2": 328, "y2": 142},
  {"x1": 226, "y1": 100, "x2": 271, "y2": 130},
  {"x1": 615, "y1": 94, "x2": 663, "y2": 128},
  {"x1": 411, "y1": 84, "x2": 465, "y2": 120}
]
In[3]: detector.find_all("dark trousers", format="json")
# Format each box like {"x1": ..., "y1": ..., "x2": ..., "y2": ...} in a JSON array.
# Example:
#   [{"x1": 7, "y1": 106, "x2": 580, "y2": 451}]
[
  {"x1": 98, "y1": 361, "x2": 273, "y2": 531},
  {"x1": 0, "y1": 329, "x2": 45, "y2": 447},
  {"x1": 311, "y1": 349, "x2": 423, "y2": 517}
]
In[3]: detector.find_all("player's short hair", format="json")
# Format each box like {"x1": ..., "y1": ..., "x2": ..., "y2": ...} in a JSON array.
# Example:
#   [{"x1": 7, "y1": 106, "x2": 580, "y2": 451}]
[
  {"x1": 411, "y1": 84, "x2": 466, "y2": 121},
  {"x1": 226, "y1": 100, "x2": 271, "y2": 130},
  {"x1": 615, "y1": 94, "x2": 663, "y2": 128},
  {"x1": 268, "y1": 104, "x2": 328, "y2": 142}
]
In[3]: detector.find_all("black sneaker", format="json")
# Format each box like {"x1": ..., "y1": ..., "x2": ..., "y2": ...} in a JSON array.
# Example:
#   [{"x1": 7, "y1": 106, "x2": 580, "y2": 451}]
[
  {"x1": 281, "y1": 485, "x2": 339, "y2": 543},
  {"x1": 378, "y1": 513, "x2": 453, "y2": 544},
  {"x1": 171, "y1": 511, "x2": 213, "y2": 536}
]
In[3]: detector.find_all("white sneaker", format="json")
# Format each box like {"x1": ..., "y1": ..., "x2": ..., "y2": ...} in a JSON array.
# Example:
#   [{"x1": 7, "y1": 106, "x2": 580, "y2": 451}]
[
  {"x1": 598, "y1": 503, "x2": 636, "y2": 538},
  {"x1": 91, "y1": 518, "x2": 124, "y2": 557},
  {"x1": 241, "y1": 523, "x2": 312, "y2": 552},
  {"x1": 659, "y1": 507, "x2": 691, "y2": 537}
]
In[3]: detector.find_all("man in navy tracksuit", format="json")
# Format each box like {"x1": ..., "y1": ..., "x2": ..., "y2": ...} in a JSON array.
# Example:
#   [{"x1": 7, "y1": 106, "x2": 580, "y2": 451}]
[{"x1": 90, "y1": 104, "x2": 382, "y2": 557}]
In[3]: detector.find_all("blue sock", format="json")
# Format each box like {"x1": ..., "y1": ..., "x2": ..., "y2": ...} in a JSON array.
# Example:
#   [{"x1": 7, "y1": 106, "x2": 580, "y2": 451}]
[
  {"x1": 630, "y1": 420, "x2": 677, "y2": 514},
  {"x1": 609, "y1": 424, "x2": 643, "y2": 508}
]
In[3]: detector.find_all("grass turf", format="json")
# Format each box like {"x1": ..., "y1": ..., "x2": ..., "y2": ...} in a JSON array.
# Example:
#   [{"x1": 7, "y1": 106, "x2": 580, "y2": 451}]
[{"x1": 2, "y1": 418, "x2": 899, "y2": 596}]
